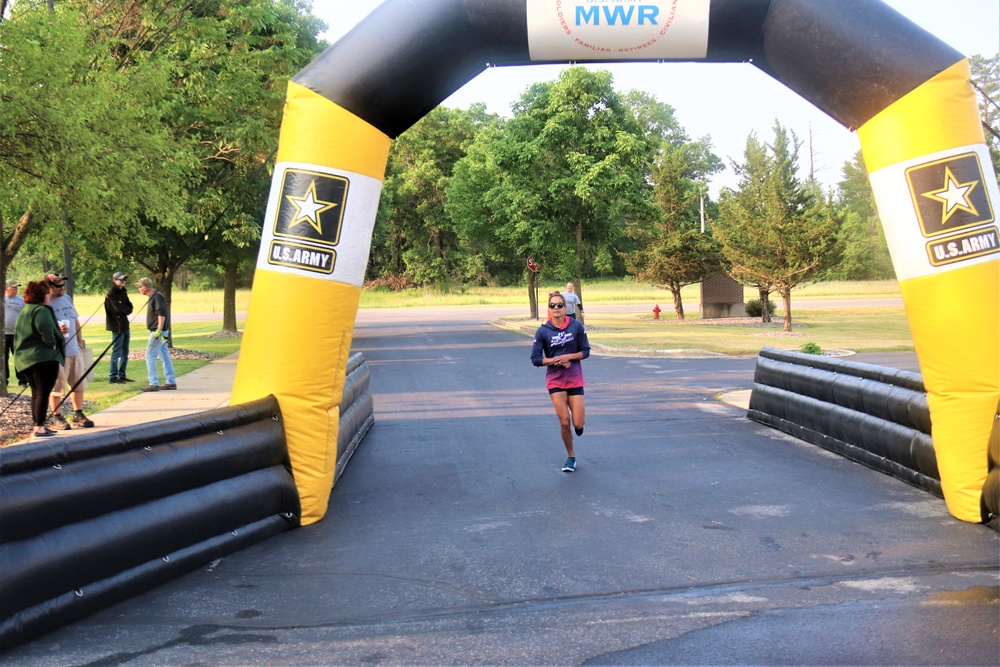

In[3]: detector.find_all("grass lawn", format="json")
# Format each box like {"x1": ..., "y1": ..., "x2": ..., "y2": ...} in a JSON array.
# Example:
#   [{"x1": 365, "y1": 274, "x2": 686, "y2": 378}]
[
  {"x1": 65, "y1": 278, "x2": 901, "y2": 314},
  {"x1": 357, "y1": 278, "x2": 903, "y2": 309},
  {"x1": 497, "y1": 305, "x2": 914, "y2": 356}
]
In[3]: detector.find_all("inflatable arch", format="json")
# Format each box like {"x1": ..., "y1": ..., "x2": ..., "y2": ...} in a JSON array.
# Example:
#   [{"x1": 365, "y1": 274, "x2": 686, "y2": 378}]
[{"x1": 232, "y1": 0, "x2": 999, "y2": 524}]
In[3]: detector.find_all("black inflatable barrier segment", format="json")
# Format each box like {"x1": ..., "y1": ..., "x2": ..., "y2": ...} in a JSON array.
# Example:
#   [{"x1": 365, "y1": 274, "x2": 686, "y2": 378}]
[
  {"x1": 753, "y1": 355, "x2": 931, "y2": 434},
  {"x1": 0, "y1": 396, "x2": 299, "y2": 651},
  {"x1": 336, "y1": 352, "x2": 374, "y2": 483},
  {"x1": 748, "y1": 347, "x2": 941, "y2": 497},
  {"x1": 983, "y1": 398, "x2": 1000, "y2": 529},
  {"x1": 758, "y1": 346, "x2": 926, "y2": 391},
  {"x1": 0, "y1": 514, "x2": 289, "y2": 651}
]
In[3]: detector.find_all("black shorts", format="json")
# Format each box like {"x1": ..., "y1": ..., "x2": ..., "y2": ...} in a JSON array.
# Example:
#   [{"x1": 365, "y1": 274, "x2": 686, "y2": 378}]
[
  {"x1": 567, "y1": 313, "x2": 576, "y2": 319},
  {"x1": 549, "y1": 386, "x2": 584, "y2": 396}
]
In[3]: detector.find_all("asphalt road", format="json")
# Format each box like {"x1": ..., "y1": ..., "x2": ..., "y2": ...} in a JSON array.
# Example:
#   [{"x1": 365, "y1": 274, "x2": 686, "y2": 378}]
[{"x1": 4, "y1": 307, "x2": 997, "y2": 666}]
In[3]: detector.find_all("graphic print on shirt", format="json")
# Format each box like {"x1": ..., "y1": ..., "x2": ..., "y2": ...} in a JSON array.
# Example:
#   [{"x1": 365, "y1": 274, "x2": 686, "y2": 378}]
[{"x1": 551, "y1": 331, "x2": 575, "y2": 348}]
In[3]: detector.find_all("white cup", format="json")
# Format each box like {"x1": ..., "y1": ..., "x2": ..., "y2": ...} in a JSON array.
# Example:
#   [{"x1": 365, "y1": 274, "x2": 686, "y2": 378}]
[{"x1": 58, "y1": 320, "x2": 70, "y2": 337}]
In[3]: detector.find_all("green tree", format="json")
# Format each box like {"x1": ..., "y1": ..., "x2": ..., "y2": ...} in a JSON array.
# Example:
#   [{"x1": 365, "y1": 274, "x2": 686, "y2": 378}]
[
  {"x1": 110, "y1": 0, "x2": 324, "y2": 313},
  {"x1": 827, "y1": 151, "x2": 894, "y2": 280},
  {"x1": 0, "y1": 4, "x2": 184, "y2": 388},
  {"x1": 446, "y1": 122, "x2": 529, "y2": 287},
  {"x1": 970, "y1": 53, "x2": 1000, "y2": 176},
  {"x1": 715, "y1": 122, "x2": 842, "y2": 332},
  {"x1": 467, "y1": 68, "x2": 658, "y2": 314},
  {"x1": 373, "y1": 105, "x2": 497, "y2": 286},
  {"x1": 625, "y1": 139, "x2": 724, "y2": 319},
  {"x1": 0, "y1": 5, "x2": 186, "y2": 263}
]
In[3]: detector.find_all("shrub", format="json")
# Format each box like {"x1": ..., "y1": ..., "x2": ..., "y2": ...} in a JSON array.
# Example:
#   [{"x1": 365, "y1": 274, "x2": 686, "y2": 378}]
[
  {"x1": 745, "y1": 299, "x2": 776, "y2": 317},
  {"x1": 363, "y1": 274, "x2": 415, "y2": 292},
  {"x1": 800, "y1": 342, "x2": 823, "y2": 355}
]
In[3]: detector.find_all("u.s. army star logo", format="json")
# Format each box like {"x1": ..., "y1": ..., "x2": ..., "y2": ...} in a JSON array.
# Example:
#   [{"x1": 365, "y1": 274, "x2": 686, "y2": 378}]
[
  {"x1": 273, "y1": 169, "x2": 348, "y2": 247},
  {"x1": 906, "y1": 153, "x2": 994, "y2": 238}
]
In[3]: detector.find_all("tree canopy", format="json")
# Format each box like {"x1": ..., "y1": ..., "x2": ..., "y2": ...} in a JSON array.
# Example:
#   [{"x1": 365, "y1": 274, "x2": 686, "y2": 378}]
[
  {"x1": 624, "y1": 138, "x2": 724, "y2": 319},
  {"x1": 447, "y1": 67, "x2": 661, "y2": 315},
  {"x1": 715, "y1": 122, "x2": 842, "y2": 331}
]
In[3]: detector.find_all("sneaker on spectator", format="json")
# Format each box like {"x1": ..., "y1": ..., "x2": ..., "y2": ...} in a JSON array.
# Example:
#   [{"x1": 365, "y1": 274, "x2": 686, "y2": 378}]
[
  {"x1": 161, "y1": 384, "x2": 177, "y2": 390},
  {"x1": 141, "y1": 385, "x2": 160, "y2": 392},
  {"x1": 72, "y1": 412, "x2": 95, "y2": 428},
  {"x1": 50, "y1": 414, "x2": 72, "y2": 431}
]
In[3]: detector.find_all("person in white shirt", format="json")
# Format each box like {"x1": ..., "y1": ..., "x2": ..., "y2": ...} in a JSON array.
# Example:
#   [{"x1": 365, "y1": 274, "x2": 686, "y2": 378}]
[
  {"x1": 4, "y1": 278, "x2": 25, "y2": 384},
  {"x1": 45, "y1": 274, "x2": 94, "y2": 429},
  {"x1": 563, "y1": 281, "x2": 584, "y2": 323}
]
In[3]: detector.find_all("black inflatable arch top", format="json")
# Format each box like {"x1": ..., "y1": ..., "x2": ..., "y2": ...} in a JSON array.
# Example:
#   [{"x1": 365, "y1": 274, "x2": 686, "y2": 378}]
[{"x1": 296, "y1": 0, "x2": 962, "y2": 138}]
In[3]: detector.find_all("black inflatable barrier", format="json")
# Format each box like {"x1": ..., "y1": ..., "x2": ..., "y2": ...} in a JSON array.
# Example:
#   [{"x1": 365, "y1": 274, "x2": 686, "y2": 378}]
[
  {"x1": 336, "y1": 352, "x2": 374, "y2": 483},
  {"x1": 748, "y1": 347, "x2": 941, "y2": 497},
  {"x1": 0, "y1": 396, "x2": 300, "y2": 650}
]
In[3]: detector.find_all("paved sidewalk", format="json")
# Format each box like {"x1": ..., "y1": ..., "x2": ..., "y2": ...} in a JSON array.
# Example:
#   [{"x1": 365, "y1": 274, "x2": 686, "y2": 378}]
[
  {"x1": 719, "y1": 388, "x2": 751, "y2": 409},
  {"x1": 50, "y1": 352, "x2": 239, "y2": 437}
]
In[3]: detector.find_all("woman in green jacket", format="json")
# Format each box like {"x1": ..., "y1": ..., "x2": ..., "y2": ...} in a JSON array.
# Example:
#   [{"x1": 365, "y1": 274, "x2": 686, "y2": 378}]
[{"x1": 14, "y1": 281, "x2": 65, "y2": 438}]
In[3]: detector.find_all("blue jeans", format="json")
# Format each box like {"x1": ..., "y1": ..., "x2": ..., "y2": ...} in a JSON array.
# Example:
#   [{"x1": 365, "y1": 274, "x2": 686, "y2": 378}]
[
  {"x1": 110, "y1": 329, "x2": 130, "y2": 380},
  {"x1": 145, "y1": 330, "x2": 176, "y2": 386}
]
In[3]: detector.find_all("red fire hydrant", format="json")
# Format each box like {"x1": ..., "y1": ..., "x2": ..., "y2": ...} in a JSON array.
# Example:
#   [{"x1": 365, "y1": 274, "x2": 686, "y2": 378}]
[{"x1": 652, "y1": 304, "x2": 661, "y2": 319}]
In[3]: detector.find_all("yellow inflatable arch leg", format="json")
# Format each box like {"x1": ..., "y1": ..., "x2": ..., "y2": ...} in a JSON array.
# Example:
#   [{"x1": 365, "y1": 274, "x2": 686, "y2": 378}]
[
  {"x1": 231, "y1": 82, "x2": 391, "y2": 524},
  {"x1": 860, "y1": 60, "x2": 1000, "y2": 522}
]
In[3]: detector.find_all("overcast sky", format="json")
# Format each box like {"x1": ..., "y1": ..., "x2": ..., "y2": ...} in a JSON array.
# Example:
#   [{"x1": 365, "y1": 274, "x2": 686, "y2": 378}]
[{"x1": 307, "y1": 0, "x2": 1000, "y2": 196}]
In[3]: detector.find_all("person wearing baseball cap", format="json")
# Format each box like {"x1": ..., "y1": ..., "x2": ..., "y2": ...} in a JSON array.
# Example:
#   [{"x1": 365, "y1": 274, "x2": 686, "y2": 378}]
[
  {"x1": 105, "y1": 271, "x2": 134, "y2": 384},
  {"x1": 45, "y1": 272, "x2": 94, "y2": 429},
  {"x1": 4, "y1": 278, "x2": 24, "y2": 384}
]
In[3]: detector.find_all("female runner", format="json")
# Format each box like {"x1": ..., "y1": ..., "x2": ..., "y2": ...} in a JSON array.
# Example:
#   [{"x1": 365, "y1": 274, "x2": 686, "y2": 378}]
[{"x1": 530, "y1": 291, "x2": 590, "y2": 472}]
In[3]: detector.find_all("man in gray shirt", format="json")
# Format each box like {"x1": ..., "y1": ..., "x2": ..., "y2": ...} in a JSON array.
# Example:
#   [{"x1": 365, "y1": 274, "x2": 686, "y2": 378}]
[
  {"x1": 563, "y1": 281, "x2": 584, "y2": 323},
  {"x1": 4, "y1": 278, "x2": 25, "y2": 384},
  {"x1": 135, "y1": 277, "x2": 176, "y2": 391}
]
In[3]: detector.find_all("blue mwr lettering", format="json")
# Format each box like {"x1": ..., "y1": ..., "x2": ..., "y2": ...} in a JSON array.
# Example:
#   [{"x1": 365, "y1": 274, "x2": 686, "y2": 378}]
[
  {"x1": 576, "y1": 4, "x2": 660, "y2": 26},
  {"x1": 604, "y1": 5, "x2": 634, "y2": 25},
  {"x1": 576, "y1": 6, "x2": 599, "y2": 25}
]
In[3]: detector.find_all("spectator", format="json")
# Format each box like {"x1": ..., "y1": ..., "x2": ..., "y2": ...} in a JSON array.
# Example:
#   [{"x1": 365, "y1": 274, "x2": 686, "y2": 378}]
[
  {"x1": 134, "y1": 277, "x2": 176, "y2": 391},
  {"x1": 4, "y1": 278, "x2": 25, "y2": 385},
  {"x1": 45, "y1": 273, "x2": 94, "y2": 429},
  {"x1": 14, "y1": 281, "x2": 64, "y2": 438},
  {"x1": 563, "y1": 281, "x2": 584, "y2": 322},
  {"x1": 105, "y1": 271, "x2": 134, "y2": 383}
]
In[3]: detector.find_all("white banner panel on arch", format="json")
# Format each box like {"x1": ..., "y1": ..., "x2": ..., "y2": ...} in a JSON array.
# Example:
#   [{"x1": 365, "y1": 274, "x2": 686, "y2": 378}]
[{"x1": 527, "y1": 0, "x2": 710, "y2": 61}]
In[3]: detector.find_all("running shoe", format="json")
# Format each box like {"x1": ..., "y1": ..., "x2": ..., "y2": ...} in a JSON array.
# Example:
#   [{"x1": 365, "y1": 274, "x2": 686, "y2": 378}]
[{"x1": 561, "y1": 457, "x2": 576, "y2": 472}]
